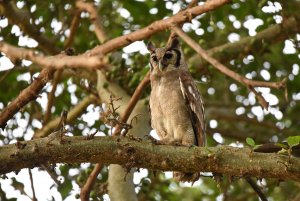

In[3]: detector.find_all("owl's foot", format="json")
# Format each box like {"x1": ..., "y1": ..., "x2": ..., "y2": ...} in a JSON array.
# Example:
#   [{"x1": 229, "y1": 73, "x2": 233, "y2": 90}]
[{"x1": 159, "y1": 138, "x2": 182, "y2": 146}]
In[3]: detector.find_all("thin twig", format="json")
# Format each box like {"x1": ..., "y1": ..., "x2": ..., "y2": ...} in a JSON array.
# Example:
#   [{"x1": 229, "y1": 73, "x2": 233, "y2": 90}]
[
  {"x1": 172, "y1": 26, "x2": 286, "y2": 109},
  {"x1": 245, "y1": 177, "x2": 268, "y2": 201},
  {"x1": 249, "y1": 86, "x2": 269, "y2": 110},
  {"x1": 173, "y1": 26, "x2": 286, "y2": 89},
  {"x1": 43, "y1": 71, "x2": 63, "y2": 124},
  {"x1": 76, "y1": 1, "x2": 107, "y2": 43},
  {"x1": 80, "y1": 164, "x2": 104, "y2": 201},
  {"x1": 0, "y1": 67, "x2": 14, "y2": 83},
  {"x1": 44, "y1": 11, "x2": 81, "y2": 124},
  {"x1": 28, "y1": 169, "x2": 37, "y2": 201},
  {"x1": 64, "y1": 10, "x2": 81, "y2": 49},
  {"x1": 40, "y1": 164, "x2": 60, "y2": 185}
]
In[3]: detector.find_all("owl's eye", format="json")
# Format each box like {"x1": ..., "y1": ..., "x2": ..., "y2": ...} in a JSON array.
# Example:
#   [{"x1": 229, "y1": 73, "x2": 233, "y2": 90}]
[
  {"x1": 152, "y1": 55, "x2": 158, "y2": 62},
  {"x1": 164, "y1": 53, "x2": 173, "y2": 59}
]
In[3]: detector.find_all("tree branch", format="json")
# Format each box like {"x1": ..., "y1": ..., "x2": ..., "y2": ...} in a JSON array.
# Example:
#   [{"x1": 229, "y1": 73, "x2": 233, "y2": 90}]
[
  {"x1": 28, "y1": 169, "x2": 37, "y2": 201},
  {"x1": 0, "y1": 1, "x2": 62, "y2": 129},
  {"x1": 44, "y1": 9, "x2": 82, "y2": 125},
  {"x1": 0, "y1": 68, "x2": 54, "y2": 129},
  {"x1": 189, "y1": 16, "x2": 299, "y2": 69},
  {"x1": 1, "y1": 0, "x2": 230, "y2": 71},
  {"x1": 173, "y1": 26, "x2": 286, "y2": 90},
  {"x1": 80, "y1": 163, "x2": 104, "y2": 201},
  {"x1": 173, "y1": 26, "x2": 286, "y2": 109},
  {"x1": 90, "y1": 0, "x2": 230, "y2": 55},
  {"x1": 1, "y1": 136, "x2": 300, "y2": 181},
  {"x1": 76, "y1": 1, "x2": 107, "y2": 43},
  {"x1": 64, "y1": 9, "x2": 82, "y2": 49},
  {"x1": 0, "y1": 42, "x2": 107, "y2": 70}
]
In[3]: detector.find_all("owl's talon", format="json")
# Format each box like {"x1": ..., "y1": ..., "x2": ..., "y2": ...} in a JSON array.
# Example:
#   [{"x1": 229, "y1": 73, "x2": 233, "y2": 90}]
[{"x1": 174, "y1": 141, "x2": 183, "y2": 146}]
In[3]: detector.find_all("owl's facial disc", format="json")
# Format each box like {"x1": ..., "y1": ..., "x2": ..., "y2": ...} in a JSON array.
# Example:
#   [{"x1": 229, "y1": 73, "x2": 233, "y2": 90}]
[
  {"x1": 147, "y1": 39, "x2": 182, "y2": 72},
  {"x1": 155, "y1": 50, "x2": 174, "y2": 71}
]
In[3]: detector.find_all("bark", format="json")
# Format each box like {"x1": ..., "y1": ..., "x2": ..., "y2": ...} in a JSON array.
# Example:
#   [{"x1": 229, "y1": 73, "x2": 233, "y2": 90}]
[{"x1": 1, "y1": 136, "x2": 300, "y2": 181}]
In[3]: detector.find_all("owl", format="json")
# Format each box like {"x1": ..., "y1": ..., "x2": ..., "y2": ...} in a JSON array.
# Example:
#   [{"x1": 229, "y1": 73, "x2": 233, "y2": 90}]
[{"x1": 147, "y1": 37, "x2": 206, "y2": 182}]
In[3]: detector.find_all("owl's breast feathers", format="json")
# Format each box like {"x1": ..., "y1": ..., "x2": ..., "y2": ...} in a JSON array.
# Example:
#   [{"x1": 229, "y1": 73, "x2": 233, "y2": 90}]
[{"x1": 150, "y1": 70, "x2": 205, "y2": 146}]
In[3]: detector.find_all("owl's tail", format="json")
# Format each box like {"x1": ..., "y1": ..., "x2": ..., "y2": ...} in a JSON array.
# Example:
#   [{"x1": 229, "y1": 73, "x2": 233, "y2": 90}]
[{"x1": 173, "y1": 172, "x2": 200, "y2": 183}]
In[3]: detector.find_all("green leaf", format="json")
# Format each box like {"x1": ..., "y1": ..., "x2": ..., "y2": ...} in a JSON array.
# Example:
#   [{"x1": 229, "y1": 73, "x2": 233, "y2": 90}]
[
  {"x1": 246, "y1": 137, "x2": 256, "y2": 147},
  {"x1": 287, "y1": 136, "x2": 300, "y2": 148},
  {"x1": 58, "y1": 179, "x2": 72, "y2": 199}
]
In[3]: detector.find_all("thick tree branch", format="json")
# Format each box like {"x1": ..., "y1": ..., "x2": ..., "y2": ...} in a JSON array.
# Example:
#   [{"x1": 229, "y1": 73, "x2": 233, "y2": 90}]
[
  {"x1": 1, "y1": 136, "x2": 300, "y2": 181},
  {"x1": 0, "y1": 42, "x2": 107, "y2": 70},
  {"x1": 0, "y1": 0, "x2": 230, "y2": 71},
  {"x1": 90, "y1": 0, "x2": 230, "y2": 55}
]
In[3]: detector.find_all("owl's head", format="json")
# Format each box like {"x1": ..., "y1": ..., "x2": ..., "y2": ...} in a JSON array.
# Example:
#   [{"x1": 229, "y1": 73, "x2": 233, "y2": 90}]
[{"x1": 147, "y1": 37, "x2": 186, "y2": 74}]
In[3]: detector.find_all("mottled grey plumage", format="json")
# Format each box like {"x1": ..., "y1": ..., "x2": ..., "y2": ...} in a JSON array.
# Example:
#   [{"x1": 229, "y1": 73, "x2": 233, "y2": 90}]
[{"x1": 148, "y1": 37, "x2": 206, "y2": 182}]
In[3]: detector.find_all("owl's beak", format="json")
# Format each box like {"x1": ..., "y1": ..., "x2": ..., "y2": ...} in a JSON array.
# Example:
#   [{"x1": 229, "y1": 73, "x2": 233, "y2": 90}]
[{"x1": 158, "y1": 61, "x2": 166, "y2": 71}]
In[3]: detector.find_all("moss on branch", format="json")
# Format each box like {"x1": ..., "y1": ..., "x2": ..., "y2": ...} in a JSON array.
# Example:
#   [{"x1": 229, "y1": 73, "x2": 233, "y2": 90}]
[{"x1": 1, "y1": 136, "x2": 300, "y2": 181}]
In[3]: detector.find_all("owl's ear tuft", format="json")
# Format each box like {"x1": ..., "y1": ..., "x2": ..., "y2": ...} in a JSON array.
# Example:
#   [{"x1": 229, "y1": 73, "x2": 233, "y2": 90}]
[
  {"x1": 168, "y1": 37, "x2": 180, "y2": 50},
  {"x1": 147, "y1": 41, "x2": 156, "y2": 53}
]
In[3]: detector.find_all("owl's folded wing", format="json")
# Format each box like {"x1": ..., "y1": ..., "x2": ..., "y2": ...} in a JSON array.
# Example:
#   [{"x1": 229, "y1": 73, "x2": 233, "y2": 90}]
[{"x1": 179, "y1": 71, "x2": 206, "y2": 146}]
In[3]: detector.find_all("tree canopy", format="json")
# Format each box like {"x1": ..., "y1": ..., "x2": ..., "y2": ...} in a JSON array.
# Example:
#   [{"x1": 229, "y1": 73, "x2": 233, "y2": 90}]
[{"x1": 0, "y1": 0, "x2": 300, "y2": 200}]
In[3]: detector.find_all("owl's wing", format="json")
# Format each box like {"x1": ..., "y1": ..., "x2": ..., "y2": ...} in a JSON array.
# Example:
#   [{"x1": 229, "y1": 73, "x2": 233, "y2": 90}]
[
  {"x1": 179, "y1": 71, "x2": 206, "y2": 146},
  {"x1": 148, "y1": 104, "x2": 152, "y2": 127}
]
